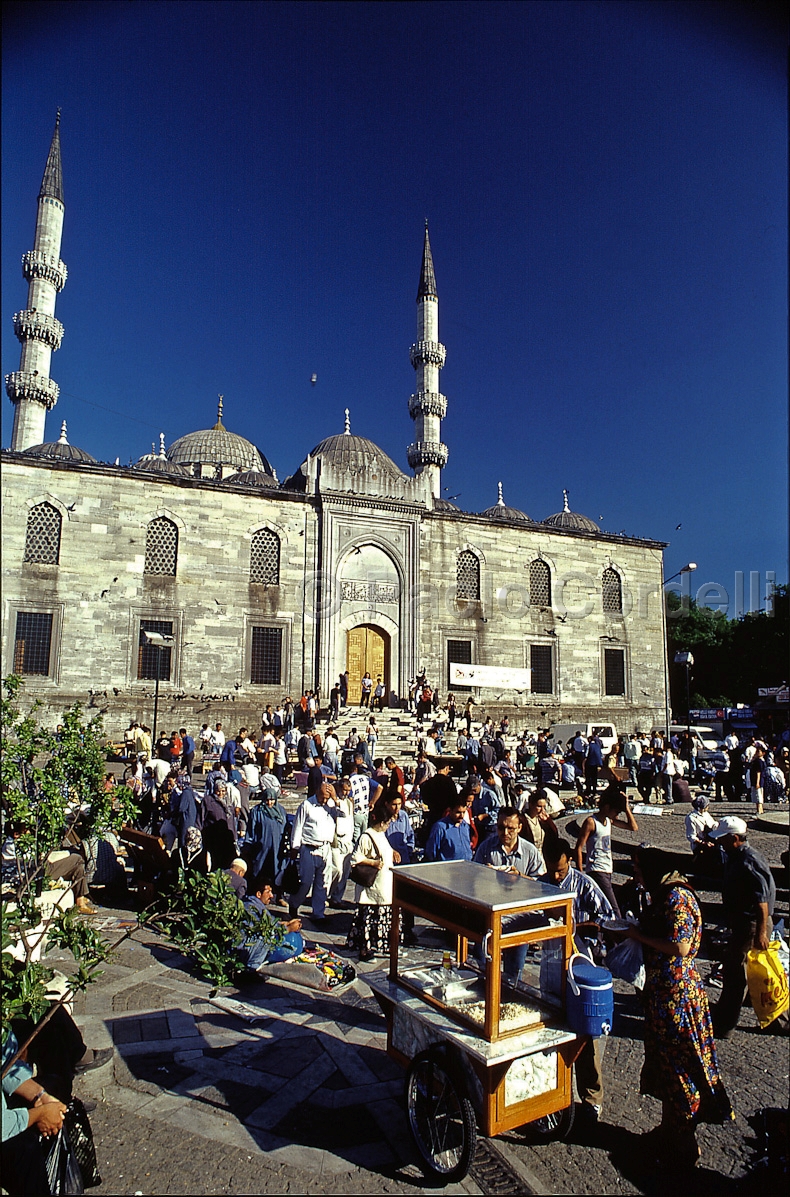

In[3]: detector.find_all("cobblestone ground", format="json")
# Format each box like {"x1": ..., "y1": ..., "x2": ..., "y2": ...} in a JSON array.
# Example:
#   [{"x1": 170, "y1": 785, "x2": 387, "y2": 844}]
[{"x1": 56, "y1": 798, "x2": 787, "y2": 1196}]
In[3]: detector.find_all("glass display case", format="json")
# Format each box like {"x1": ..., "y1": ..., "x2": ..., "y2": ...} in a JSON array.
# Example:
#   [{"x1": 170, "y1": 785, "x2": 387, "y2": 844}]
[{"x1": 389, "y1": 860, "x2": 574, "y2": 1043}]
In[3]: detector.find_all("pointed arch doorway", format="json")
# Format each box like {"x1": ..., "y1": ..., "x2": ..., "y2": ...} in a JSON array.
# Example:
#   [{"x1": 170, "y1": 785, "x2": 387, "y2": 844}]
[{"x1": 346, "y1": 625, "x2": 389, "y2": 707}]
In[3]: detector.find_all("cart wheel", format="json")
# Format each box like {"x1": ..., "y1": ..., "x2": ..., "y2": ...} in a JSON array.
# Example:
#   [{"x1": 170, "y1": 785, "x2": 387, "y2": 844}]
[
  {"x1": 526, "y1": 1099, "x2": 575, "y2": 1143},
  {"x1": 406, "y1": 1045, "x2": 478, "y2": 1183}
]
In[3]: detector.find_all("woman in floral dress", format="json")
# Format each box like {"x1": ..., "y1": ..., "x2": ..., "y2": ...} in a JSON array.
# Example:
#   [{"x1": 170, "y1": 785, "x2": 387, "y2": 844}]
[{"x1": 626, "y1": 846, "x2": 733, "y2": 1167}]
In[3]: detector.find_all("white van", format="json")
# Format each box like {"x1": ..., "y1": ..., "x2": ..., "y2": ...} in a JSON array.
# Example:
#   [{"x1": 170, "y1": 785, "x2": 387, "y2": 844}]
[
  {"x1": 549, "y1": 723, "x2": 618, "y2": 756},
  {"x1": 670, "y1": 726, "x2": 719, "y2": 759}
]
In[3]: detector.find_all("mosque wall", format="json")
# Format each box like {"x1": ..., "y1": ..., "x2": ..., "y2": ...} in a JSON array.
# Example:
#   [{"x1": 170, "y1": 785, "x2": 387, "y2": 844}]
[
  {"x1": 1, "y1": 458, "x2": 320, "y2": 732},
  {"x1": 2, "y1": 455, "x2": 667, "y2": 738},
  {"x1": 417, "y1": 513, "x2": 667, "y2": 732}
]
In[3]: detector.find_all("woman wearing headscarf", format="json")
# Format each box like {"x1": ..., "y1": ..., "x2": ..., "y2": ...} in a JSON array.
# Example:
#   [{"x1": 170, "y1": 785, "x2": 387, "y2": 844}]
[
  {"x1": 624, "y1": 846, "x2": 733, "y2": 1168},
  {"x1": 242, "y1": 788, "x2": 288, "y2": 881}
]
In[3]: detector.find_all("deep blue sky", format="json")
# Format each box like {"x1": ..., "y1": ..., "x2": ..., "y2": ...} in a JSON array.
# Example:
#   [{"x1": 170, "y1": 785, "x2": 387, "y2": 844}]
[{"x1": 3, "y1": 1, "x2": 786, "y2": 614}]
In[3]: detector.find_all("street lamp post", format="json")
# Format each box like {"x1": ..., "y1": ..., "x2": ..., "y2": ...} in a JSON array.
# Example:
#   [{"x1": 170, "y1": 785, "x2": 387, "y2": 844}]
[
  {"x1": 662, "y1": 563, "x2": 697, "y2": 741},
  {"x1": 143, "y1": 631, "x2": 175, "y2": 741},
  {"x1": 674, "y1": 650, "x2": 694, "y2": 738}
]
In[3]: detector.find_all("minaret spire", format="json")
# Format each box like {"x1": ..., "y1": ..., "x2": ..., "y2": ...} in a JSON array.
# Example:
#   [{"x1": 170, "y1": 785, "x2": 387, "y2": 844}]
[
  {"x1": 563, "y1": 488, "x2": 570, "y2": 513},
  {"x1": 497, "y1": 481, "x2": 505, "y2": 507},
  {"x1": 407, "y1": 223, "x2": 448, "y2": 498},
  {"x1": 6, "y1": 113, "x2": 67, "y2": 451},
  {"x1": 344, "y1": 408, "x2": 351, "y2": 434}
]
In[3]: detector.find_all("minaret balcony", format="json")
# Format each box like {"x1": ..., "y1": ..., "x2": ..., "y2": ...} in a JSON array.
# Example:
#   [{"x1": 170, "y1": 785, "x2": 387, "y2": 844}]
[
  {"x1": 407, "y1": 440, "x2": 449, "y2": 469},
  {"x1": 409, "y1": 340, "x2": 446, "y2": 368},
  {"x1": 22, "y1": 251, "x2": 68, "y2": 291},
  {"x1": 5, "y1": 371, "x2": 60, "y2": 409},
  {"x1": 13, "y1": 310, "x2": 64, "y2": 351},
  {"x1": 408, "y1": 391, "x2": 447, "y2": 419}
]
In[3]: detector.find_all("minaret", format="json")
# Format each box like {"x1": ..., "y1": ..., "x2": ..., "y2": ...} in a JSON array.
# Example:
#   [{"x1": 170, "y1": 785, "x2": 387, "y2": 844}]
[
  {"x1": 407, "y1": 223, "x2": 448, "y2": 497},
  {"x1": 6, "y1": 113, "x2": 67, "y2": 452}
]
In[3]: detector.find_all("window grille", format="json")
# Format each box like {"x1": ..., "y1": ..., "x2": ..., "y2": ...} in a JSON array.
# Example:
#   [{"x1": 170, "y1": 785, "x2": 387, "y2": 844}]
[
  {"x1": 604, "y1": 648, "x2": 626, "y2": 695},
  {"x1": 14, "y1": 612, "x2": 53, "y2": 675},
  {"x1": 138, "y1": 619, "x2": 174, "y2": 680},
  {"x1": 530, "y1": 644, "x2": 553, "y2": 694},
  {"x1": 447, "y1": 639, "x2": 473, "y2": 691},
  {"x1": 250, "y1": 529, "x2": 280, "y2": 584},
  {"x1": 251, "y1": 626, "x2": 283, "y2": 685},
  {"x1": 528, "y1": 559, "x2": 551, "y2": 607},
  {"x1": 144, "y1": 518, "x2": 178, "y2": 576},
  {"x1": 24, "y1": 503, "x2": 62, "y2": 565},
  {"x1": 602, "y1": 567, "x2": 623, "y2": 613},
  {"x1": 456, "y1": 551, "x2": 480, "y2": 600}
]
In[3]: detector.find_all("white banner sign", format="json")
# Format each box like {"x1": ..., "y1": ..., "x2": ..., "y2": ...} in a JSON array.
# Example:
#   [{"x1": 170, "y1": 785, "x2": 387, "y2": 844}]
[{"x1": 449, "y1": 662, "x2": 532, "y2": 690}]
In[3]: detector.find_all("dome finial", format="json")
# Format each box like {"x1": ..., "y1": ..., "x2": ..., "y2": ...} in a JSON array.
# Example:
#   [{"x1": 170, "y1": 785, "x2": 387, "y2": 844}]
[
  {"x1": 159, "y1": 433, "x2": 166, "y2": 458},
  {"x1": 344, "y1": 408, "x2": 351, "y2": 435},
  {"x1": 563, "y1": 488, "x2": 570, "y2": 512},
  {"x1": 58, "y1": 420, "x2": 68, "y2": 444},
  {"x1": 497, "y1": 481, "x2": 505, "y2": 507},
  {"x1": 214, "y1": 394, "x2": 224, "y2": 429}
]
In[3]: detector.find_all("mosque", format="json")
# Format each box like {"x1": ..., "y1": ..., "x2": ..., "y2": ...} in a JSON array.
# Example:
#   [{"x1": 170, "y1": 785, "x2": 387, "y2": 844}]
[{"x1": 2, "y1": 118, "x2": 669, "y2": 735}]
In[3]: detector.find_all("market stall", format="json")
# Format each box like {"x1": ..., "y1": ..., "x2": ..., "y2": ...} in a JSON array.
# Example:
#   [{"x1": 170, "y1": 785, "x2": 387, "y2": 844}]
[{"x1": 367, "y1": 860, "x2": 600, "y2": 1182}]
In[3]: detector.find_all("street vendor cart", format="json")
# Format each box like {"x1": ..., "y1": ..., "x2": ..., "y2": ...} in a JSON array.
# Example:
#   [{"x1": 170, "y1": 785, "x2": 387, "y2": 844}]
[{"x1": 367, "y1": 860, "x2": 588, "y2": 1182}]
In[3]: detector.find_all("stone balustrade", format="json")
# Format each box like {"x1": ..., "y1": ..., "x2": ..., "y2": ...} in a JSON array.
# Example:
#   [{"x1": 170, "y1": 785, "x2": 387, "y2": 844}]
[
  {"x1": 13, "y1": 309, "x2": 65, "y2": 350},
  {"x1": 408, "y1": 390, "x2": 447, "y2": 418},
  {"x1": 5, "y1": 370, "x2": 60, "y2": 408},
  {"x1": 409, "y1": 340, "x2": 446, "y2": 368},
  {"x1": 407, "y1": 440, "x2": 449, "y2": 468},
  {"x1": 21, "y1": 250, "x2": 68, "y2": 291}
]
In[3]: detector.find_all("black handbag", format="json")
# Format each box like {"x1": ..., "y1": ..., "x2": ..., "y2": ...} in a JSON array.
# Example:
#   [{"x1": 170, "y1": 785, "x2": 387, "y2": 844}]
[
  {"x1": 65, "y1": 1097, "x2": 102, "y2": 1188},
  {"x1": 349, "y1": 835, "x2": 381, "y2": 888}
]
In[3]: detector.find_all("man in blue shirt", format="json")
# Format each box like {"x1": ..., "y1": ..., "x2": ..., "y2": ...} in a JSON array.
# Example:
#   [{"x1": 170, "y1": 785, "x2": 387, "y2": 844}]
[
  {"x1": 179, "y1": 727, "x2": 195, "y2": 778},
  {"x1": 471, "y1": 769, "x2": 503, "y2": 839},
  {"x1": 473, "y1": 808, "x2": 543, "y2": 984},
  {"x1": 424, "y1": 798, "x2": 473, "y2": 862}
]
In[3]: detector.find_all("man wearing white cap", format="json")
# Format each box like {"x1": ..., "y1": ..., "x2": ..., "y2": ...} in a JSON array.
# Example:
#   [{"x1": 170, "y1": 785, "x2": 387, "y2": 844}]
[{"x1": 708, "y1": 817, "x2": 785, "y2": 1038}]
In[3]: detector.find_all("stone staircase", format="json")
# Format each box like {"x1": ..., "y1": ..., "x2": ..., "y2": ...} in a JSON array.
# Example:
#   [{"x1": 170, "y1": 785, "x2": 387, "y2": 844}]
[{"x1": 322, "y1": 706, "x2": 423, "y2": 765}]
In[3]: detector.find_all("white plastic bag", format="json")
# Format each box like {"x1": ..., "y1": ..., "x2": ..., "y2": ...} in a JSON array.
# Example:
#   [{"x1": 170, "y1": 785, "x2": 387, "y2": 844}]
[{"x1": 606, "y1": 935, "x2": 646, "y2": 990}]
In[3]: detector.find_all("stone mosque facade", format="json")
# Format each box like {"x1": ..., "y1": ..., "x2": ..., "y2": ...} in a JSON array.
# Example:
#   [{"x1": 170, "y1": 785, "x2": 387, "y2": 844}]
[{"x1": 2, "y1": 120, "x2": 669, "y2": 734}]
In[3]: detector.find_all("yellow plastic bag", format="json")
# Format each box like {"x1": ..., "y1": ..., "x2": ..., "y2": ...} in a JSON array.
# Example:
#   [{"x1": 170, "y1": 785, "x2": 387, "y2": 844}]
[{"x1": 746, "y1": 941, "x2": 790, "y2": 1028}]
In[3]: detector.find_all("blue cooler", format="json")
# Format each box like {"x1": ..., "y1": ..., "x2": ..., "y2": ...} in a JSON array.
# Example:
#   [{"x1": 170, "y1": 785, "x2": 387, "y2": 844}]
[{"x1": 566, "y1": 953, "x2": 613, "y2": 1037}]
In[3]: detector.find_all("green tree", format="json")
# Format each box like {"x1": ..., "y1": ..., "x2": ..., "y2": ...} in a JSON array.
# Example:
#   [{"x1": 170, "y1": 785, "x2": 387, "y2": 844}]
[
  {"x1": 1, "y1": 675, "x2": 136, "y2": 1072},
  {"x1": 666, "y1": 593, "x2": 734, "y2": 713}
]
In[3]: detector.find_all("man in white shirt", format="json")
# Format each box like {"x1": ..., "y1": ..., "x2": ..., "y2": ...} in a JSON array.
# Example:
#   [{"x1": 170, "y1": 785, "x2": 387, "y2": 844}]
[
  {"x1": 210, "y1": 723, "x2": 226, "y2": 750},
  {"x1": 724, "y1": 731, "x2": 739, "y2": 752},
  {"x1": 288, "y1": 782, "x2": 340, "y2": 924},
  {"x1": 323, "y1": 729, "x2": 341, "y2": 774}
]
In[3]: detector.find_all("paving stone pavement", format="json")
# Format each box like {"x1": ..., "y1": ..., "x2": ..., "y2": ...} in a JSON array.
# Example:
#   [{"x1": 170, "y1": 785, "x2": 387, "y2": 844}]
[{"x1": 53, "y1": 799, "x2": 788, "y2": 1195}]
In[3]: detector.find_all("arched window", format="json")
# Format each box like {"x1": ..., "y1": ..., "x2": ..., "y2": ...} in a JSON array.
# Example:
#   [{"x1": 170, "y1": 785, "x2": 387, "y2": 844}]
[
  {"x1": 144, "y1": 517, "x2": 178, "y2": 576},
  {"x1": 528, "y1": 559, "x2": 551, "y2": 608},
  {"x1": 250, "y1": 528, "x2": 280, "y2": 584},
  {"x1": 24, "y1": 502, "x2": 62, "y2": 564},
  {"x1": 602, "y1": 567, "x2": 623, "y2": 613},
  {"x1": 457, "y1": 550, "x2": 480, "y2": 600}
]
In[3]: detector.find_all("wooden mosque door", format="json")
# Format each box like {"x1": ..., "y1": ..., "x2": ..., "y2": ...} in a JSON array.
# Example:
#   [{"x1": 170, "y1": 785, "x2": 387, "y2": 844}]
[{"x1": 346, "y1": 625, "x2": 388, "y2": 706}]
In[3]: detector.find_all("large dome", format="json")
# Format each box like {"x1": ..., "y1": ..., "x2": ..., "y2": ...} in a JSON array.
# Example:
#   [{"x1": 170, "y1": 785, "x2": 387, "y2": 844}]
[
  {"x1": 480, "y1": 482, "x2": 533, "y2": 525},
  {"x1": 166, "y1": 399, "x2": 272, "y2": 477},
  {"x1": 22, "y1": 421, "x2": 96, "y2": 464},
  {"x1": 307, "y1": 432, "x2": 406, "y2": 479},
  {"x1": 543, "y1": 489, "x2": 599, "y2": 533}
]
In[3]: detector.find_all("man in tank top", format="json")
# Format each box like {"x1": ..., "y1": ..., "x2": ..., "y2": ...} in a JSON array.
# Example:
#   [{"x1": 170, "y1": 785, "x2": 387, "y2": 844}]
[{"x1": 574, "y1": 785, "x2": 638, "y2": 917}]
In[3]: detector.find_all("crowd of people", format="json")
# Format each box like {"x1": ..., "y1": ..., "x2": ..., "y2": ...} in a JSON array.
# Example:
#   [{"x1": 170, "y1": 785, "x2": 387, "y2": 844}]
[{"x1": 5, "y1": 690, "x2": 786, "y2": 1188}]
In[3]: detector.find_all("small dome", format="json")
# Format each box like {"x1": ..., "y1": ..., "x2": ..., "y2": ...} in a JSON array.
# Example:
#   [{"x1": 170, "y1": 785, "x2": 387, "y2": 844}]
[
  {"x1": 222, "y1": 469, "x2": 278, "y2": 488},
  {"x1": 132, "y1": 434, "x2": 191, "y2": 476},
  {"x1": 166, "y1": 398, "x2": 272, "y2": 476},
  {"x1": 22, "y1": 420, "x2": 96, "y2": 464},
  {"x1": 433, "y1": 496, "x2": 461, "y2": 512},
  {"x1": 480, "y1": 482, "x2": 533, "y2": 525},
  {"x1": 543, "y1": 489, "x2": 599, "y2": 533}
]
